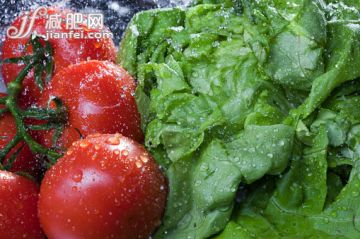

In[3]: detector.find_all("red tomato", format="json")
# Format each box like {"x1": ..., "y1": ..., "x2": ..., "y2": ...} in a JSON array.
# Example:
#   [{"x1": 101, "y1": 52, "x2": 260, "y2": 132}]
[
  {"x1": 0, "y1": 170, "x2": 44, "y2": 239},
  {"x1": 38, "y1": 133, "x2": 167, "y2": 239},
  {"x1": 1, "y1": 7, "x2": 116, "y2": 107},
  {"x1": 38, "y1": 60, "x2": 143, "y2": 150}
]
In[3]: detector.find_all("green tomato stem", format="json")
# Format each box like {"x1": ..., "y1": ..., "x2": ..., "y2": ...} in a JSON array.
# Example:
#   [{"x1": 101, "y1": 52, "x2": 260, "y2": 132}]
[
  {"x1": 4, "y1": 57, "x2": 61, "y2": 165},
  {"x1": 0, "y1": 36, "x2": 65, "y2": 171},
  {"x1": 0, "y1": 134, "x2": 21, "y2": 165},
  {"x1": 0, "y1": 97, "x2": 7, "y2": 105},
  {"x1": 23, "y1": 107, "x2": 66, "y2": 121}
]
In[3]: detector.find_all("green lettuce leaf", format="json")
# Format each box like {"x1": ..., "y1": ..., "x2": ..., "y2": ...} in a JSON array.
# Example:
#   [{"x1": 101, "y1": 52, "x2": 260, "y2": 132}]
[
  {"x1": 295, "y1": 1, "x2": 360, "y2": 118},
  {"x1": 118, "y1": 0, "x2": 360, "y2": 238},
  {"x1": 155, "y1": 125, "x2": 294, "y2": 239},
  {"x1": 215, "y1": 127, "x2": 335, "y2": 238},
  {"x1": 264, "y1": 0, "x2": 327, "y2": 91}
]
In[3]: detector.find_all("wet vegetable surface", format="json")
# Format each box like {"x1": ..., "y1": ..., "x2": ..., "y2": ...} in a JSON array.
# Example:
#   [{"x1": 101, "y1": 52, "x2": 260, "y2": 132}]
[{"x1": 119, "y1": 0, "x2": 360, "y2": 238}]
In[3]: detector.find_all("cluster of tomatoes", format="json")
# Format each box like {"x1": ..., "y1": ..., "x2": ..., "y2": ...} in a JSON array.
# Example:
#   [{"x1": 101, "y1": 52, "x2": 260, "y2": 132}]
[{"x1": 0, "y1": 8, "x2": 167, "y2": 239}]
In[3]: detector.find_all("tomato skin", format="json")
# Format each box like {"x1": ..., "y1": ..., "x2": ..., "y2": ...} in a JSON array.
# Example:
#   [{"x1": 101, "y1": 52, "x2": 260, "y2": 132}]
[
  {"x1": 1, "y1": 7, "x2": 116, "y2": 107},
  {"x1": 0, "y1": 171, "x2": 44, "y2": 239},
  {"x1": 38, "y1": 60, "x2": 143, "y2": 149},
  {"x1": 38, "y1": 134, "x2": 167, "y2": 239}
]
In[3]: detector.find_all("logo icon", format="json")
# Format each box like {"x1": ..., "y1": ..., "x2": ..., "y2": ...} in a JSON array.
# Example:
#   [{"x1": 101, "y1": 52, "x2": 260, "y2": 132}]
[{"x1": 7, "y1": 7, "x2": 48, "y2": 39}]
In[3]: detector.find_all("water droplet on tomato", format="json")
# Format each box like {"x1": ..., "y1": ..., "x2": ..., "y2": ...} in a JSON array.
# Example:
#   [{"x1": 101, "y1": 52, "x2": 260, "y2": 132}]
[
  {"x1": 135, "y1": 161, "x2": 143, "y2": 168},
  {"x1": 80, "y1": 141, "x2": 89, "y2": 148},
  {"x1": 100, "y1": 161, "x2": 107, "y2": 170},
  {"x1": 114, "y1": 198, "x2": 120, "y2": 206},
  {"x1": 121, "y1": 150, "x2": 129, "y2": 157},
  {"x1": 72, "y1": 171, "x2": 83, "y2": 183},
  {"x1": 140, "y1": 155, "x2": 149, "y2": 163},
  {"x1": 106, "y1": 136, "x2": 120, "y2": 145}
]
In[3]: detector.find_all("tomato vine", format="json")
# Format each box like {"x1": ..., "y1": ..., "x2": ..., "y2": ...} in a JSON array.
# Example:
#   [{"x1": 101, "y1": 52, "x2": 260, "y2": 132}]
[{"x1": 0, "y1": 34, "x2": 67, "y2": 169}]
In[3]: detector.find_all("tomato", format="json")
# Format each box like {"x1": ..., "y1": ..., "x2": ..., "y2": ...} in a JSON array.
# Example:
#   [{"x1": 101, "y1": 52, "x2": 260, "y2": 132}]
[
  {"x1": 0, "y1": 170, "x2": 44, "y2": 239},
  {"x1": 1, "y1": 7, "x2": 116, "y2": 107},
  {"x1": 0, "y1": 93, "x2": 41, "y2": 176},
  {"x1": 38, "y1": 60, "x2": 143, "y2": 150},
  {"x1": 38, "y1": 133, "x2": 167, "y2": 239}
]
